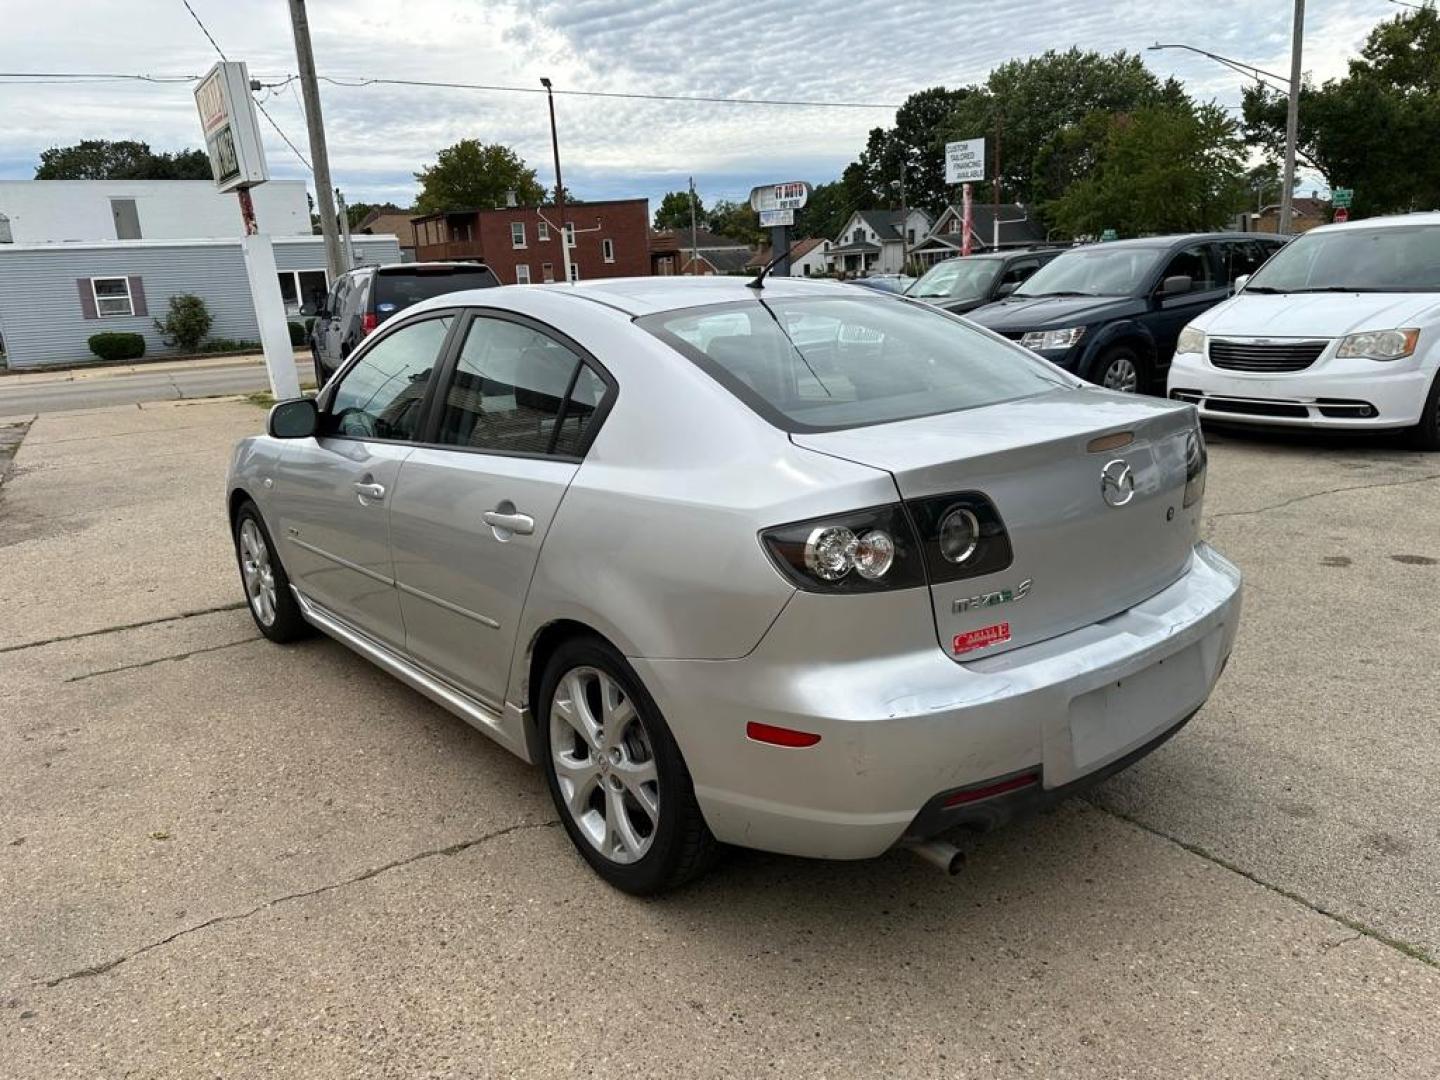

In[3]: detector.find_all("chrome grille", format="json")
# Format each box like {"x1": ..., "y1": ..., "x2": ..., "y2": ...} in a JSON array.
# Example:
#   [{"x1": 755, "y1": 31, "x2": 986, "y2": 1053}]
[{"x1": 1209, "y1": 338, "x2": 1328, "y2": 373}]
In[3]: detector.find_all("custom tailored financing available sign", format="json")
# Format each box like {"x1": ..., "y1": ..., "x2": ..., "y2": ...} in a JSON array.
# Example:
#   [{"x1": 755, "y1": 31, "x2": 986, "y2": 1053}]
[{"x1": 944, "y1": 138, "x2": 986, "y2": 184}]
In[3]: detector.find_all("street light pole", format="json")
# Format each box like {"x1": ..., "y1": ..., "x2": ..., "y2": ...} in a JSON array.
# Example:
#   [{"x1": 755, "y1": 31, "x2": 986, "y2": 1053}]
[
  {"x1": 540, "y1": 77, "x2": 571, "y2": 285},
  {"x1": 1279, "y1": 0, "x2": 1306, "y2": 235}
]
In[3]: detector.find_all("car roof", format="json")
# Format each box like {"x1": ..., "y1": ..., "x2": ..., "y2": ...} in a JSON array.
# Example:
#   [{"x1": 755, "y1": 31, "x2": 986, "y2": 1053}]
[
  {"x1": 1308, "y1": 210, "x2": 1440, "y2": 235},
  {"x1": 1063, "y1": 232, "x2": 1262, "y2": 253},
  {"x1": 546, "y1": 275, "x2": 862, "y2": 317}
]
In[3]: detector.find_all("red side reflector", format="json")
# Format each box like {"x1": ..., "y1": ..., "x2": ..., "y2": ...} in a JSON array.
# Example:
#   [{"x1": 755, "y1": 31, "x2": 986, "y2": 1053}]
[
  {"x1": 361, "y1": 312, "x2": 378, "y2": 335},
  {"x1": 746, "y1": 721, "x2": 821, "y2": 748},
  {"x1": 953, "y1": 622, "x2": 1011, "y2": 655},
  {"x1": 943, "y1": 770, "x2": 1040, "y2": 808}
]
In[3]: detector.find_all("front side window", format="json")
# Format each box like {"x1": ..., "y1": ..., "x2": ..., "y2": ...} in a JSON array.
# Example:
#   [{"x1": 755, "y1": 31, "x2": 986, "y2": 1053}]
[
  {"x1": 327, "y1": 316, "x2": 452, "y2": 441},
  {"x1": 434, "y1": 317, "x2": 605, "y2": 456},
  {"x1": 511, "y1": 221, "x2": 526, "y2": 248},
  {"x1": 92, "y1": 277, "x2": 134, "y2": 317},
  {"x1": 1246, "y1": 224, "x2": 1440, "y2": 293},
  {"x1": 640, "y1": 296, "x2": 1068, "y2": 432},
  {"x1": 1158, "y1": 245, "x2": 1217, "y2": 292},
  {"x1": 602, "y1": 238, "x2": 615, "y2": 263}
]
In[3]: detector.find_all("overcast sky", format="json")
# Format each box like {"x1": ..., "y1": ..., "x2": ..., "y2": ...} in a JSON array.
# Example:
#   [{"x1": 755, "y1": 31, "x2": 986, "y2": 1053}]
[{"x1": 1, "y1": 0, "x2": 1400, "y2": 213}]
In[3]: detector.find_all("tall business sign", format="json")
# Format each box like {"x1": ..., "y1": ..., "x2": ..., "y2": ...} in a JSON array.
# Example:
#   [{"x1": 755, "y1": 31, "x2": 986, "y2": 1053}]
[
  {"x1": 750, "y1": 182, "x2": 811, "y2": 277},
  {"x1": 945, "y1": 139, "x2": 986, "y2": 257},
  {"x1": 193, "y1": 61, "x2": 298, "y2": 399}
]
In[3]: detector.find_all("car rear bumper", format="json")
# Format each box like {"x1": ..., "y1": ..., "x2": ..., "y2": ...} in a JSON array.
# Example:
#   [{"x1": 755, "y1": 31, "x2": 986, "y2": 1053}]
[
  {"x1": 1167, "y1": 351, "x2": 1432, "y2": 429},
  {"x1": 631, "y1": 543, "x2": 1242, "y2": 861}
]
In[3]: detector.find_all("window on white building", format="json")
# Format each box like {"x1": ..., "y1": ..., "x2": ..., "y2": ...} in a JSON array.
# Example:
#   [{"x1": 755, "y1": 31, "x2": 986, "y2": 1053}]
[
  {"x1": 511, "y1": 221, "x2": 526, "y2": 248},
  {"x1": 602, "y1": 238, "x2": 615, "y2": 263},
  {"x1": 515, "y1": 264, "x2": 531, "y2": 284},
  {"x1": 275, "y1": 269, "x2": 330, "y2": 315},
  {"x1": 91, "y1": 277, "x2": 134, "y2": 318},
  {"x1": 538, "y1": 220, "x2": 551, "y2": 241}
]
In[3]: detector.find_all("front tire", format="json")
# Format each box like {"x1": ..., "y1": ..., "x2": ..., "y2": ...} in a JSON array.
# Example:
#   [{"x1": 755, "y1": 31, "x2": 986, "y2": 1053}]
[
  {"x1": 1405, "y1": 372, "x2": 1440, "y2": 450},
  {"x1": 1091, "y1": 345, "x2": 1149, "y2": 395},
  {"x1": 233, "y1": 500, "x2": 311, "y2": 643},
  {"x1": 538, "y1": 636, "x2": 718, "y2": 894}
]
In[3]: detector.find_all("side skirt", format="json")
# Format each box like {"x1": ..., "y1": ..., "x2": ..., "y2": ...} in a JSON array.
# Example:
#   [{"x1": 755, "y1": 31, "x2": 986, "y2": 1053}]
[{"x1": 292, "y1": 587, "x2": 537, "y2": 765}]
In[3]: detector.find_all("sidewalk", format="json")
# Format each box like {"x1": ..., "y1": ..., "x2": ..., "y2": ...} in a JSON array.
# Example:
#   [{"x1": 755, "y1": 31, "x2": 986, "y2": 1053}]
[{"x1": 0, "y1": 348, "x2": 310, "y2": 387}]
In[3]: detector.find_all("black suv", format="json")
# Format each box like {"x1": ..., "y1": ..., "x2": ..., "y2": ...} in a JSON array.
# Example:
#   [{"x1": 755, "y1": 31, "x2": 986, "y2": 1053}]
[
  {"x1": 966, "y1": 233, "x2": 1286, "y2": 393},
  {"x1": 310, "y1": 262, "x2": 500, "y2": 384},
  {"x1": 905, "y1": 248, "x2": 1063, "y2": 315}
]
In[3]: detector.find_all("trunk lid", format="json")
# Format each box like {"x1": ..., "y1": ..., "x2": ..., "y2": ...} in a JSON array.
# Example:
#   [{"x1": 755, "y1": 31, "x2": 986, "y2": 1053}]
[{"x1": 791, "y1": 388, "x2": 1200, "y2": 661}]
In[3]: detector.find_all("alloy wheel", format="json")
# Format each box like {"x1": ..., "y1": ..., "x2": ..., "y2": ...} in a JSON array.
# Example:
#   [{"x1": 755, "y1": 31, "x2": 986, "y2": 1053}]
[
  {"x1": 1101, "y1": 354, "x2": 1139, "y2": 393},
  {"x1": 549, "y1": 666, "x2": 660, "y2": 865},
  {"x1": 238, "y1": 518, "x2": 278, "y2": 627}
]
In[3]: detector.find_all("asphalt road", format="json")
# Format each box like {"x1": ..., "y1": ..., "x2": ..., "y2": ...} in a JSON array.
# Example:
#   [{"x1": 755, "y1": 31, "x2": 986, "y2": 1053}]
[
  {"x1": 2, "y1": 400, "x2": 1438, "y2": 1077},
  {"x1": 0, "y1": 355, "x2": 312, "y2": 415}
]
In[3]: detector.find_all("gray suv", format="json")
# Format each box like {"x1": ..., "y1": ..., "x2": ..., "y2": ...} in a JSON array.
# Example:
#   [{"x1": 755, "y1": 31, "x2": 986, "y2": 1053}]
[{"x1": 310, "y1": 262, "x2": 500, "y2": 384}]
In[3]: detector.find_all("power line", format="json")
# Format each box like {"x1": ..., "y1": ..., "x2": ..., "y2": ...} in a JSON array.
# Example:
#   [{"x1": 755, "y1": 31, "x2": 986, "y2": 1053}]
[
  {"x1": 0, "y1": 72, "x2": 201, "y2": 83},
  {"x1": 255, "y1": 99, "x2": 312, "y2": 170},
  {"x1": 179, "y1": 0, "x2": 227, "y2": 60}
]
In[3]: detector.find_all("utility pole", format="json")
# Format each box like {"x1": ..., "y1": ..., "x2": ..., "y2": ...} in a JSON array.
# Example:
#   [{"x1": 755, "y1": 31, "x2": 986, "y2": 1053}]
[
  {"x1": 688, "y1": 176, "x2": 699, "y2": 276},
  {"x1": 540, "y1": 77, "x2": 571, "y2": 284},
  {"x1": 1279, "y1": 0, "x2": 1305, "y2": 235},
  {"x1": 286, "y1": 0, "x2": 345, "y2": 282},
  {"x1": 897, "y1": 161, "x2": 908, "y2": 275}
]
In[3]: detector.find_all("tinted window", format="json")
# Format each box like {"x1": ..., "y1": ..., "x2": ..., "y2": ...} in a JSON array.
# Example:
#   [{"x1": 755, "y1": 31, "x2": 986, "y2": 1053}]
[
  {"x1": 553, "y1": 365, "x2": 608, "y2": 457},
  {"x1": 435, "y1": 317, "x2": 599, "y2": 456},
  {"x1": 1015, "y1": 246, "x2": 1164, "y2": 297},
  {"x1": 1158, "y1": 245, "x2": 1217, "y2": 291},
  {"x1": 327, "y1": 316, "x2": 451, "y2": 440},
  {"x1": 1246, "y1": 224, "x2": 1440, "y2": 292},
  {"x1": 641, "y1": 296, "x2": 1068, "y2": 432},
  {"x1": 373, "y1": 268, "x2": 500, "y2": 318},
  {"x1": 1001, "y1": 258, "x2": 1041, "y2": 286}
]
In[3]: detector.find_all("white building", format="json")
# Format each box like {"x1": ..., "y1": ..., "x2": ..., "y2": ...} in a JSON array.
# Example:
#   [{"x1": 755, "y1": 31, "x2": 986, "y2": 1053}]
[
  {"x1": 0, "y1": 179, "x2": 311, "y2": 244},
  {"x1": 827, "y1": 208, "x2": 933, "y2": 276},
  {"x1": 787, "y1": 237, "x2": 832, "y2": 277}
]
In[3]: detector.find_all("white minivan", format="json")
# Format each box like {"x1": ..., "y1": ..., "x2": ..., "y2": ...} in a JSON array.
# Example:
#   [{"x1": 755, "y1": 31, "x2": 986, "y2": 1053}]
[{"x1": 1167, "y1": 212, "x2": 1440, "y2": 449}]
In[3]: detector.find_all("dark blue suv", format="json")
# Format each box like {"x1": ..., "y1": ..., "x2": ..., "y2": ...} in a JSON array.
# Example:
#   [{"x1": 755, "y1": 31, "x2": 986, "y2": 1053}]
[{"x1": 966, "y1": 233, "x2": 1286, "y2": 393}]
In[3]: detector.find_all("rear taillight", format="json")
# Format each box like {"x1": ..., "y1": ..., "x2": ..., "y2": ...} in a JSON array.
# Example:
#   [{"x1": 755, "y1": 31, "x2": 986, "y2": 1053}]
[
  {"x1": 1184, "y1": 427, "x2": 1207, "y2": 508},
  {"x1": 361, "y1": 311, "x2": 379, "y2": 335},
  {"x1": 761, "y1": 505, "x2": 925, "y2": 593},
  {"x1": 904, "y1": 492, "x2": 1014, "y2": 584}
]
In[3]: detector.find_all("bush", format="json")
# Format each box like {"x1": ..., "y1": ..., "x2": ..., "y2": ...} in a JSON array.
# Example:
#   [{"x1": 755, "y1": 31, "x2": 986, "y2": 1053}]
[
  {"x1": 287, "y1": 321, "x2": 306, "y2": 346},
  {"x1": 197, "y1": 338, "x2": 260, "y2": 353},
  {"x1": 87, "y1": 332, "x2": 146, "y2": 363},
  {"x1": 153, "y1": 293, "x2": 212, "y2": 353}
]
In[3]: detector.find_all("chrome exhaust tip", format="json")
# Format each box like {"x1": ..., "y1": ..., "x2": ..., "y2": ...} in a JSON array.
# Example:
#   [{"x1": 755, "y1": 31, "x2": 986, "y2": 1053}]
[{"x1": 904, "y1": 839, "x2": 965, "y2": 875}]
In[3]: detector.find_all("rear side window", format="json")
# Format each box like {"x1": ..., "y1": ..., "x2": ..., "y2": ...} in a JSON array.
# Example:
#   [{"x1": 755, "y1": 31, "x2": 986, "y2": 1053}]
[
  {"x1": 373, "y1": 268, "x2": 500, "y2": 318},
  {"x1": 640, "y1": 296, "x2": 1068, "y2": 433}
]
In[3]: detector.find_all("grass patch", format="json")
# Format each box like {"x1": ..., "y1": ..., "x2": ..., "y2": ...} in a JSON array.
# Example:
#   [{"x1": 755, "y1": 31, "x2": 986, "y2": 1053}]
[{"x1": 245, "y1": 391, "x2": 276, "y2": 410}]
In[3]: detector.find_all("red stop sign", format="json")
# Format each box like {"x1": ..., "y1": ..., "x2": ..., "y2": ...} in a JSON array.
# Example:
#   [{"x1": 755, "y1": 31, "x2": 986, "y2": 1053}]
[{"x1": 1334, "y1": 207, "x2": 1350, "y2": 223}]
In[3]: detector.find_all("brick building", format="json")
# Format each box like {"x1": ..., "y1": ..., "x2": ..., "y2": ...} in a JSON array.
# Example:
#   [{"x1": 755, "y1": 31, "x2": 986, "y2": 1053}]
[{"x1": 410, "y1": 198, "x2": 649, "y2": 284}]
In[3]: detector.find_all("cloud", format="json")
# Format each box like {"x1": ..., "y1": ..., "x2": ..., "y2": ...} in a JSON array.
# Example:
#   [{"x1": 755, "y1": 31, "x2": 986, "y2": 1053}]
[{"x1": 0, "y1": 0, "x2": 1402, "y2": 213}]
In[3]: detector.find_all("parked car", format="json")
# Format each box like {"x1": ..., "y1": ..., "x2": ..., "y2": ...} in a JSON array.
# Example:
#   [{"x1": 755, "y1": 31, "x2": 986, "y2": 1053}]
[
  {"x1": 1168, "y1": 213, "x2": 1440, "y2": 449},
  {"x1": 229, "y1": 276, "x2": 1240, "y2": 894},
  {"x1": 906, "y1": 248, "x2": 1063, "y2": 315},
  {"x1": 848, "y1": 274, "x2": 915, "y2": 294},
  {"x1": 310, "y1": 261, "x2": 500, "y2": 385},
  {"x1": 967, "y1": 233, "x2": 1286, "y2": 393}
]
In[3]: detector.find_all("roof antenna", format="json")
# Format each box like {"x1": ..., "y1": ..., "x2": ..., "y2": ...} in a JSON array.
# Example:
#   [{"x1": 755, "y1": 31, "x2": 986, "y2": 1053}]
[{"x1": 747, "y1": 236, "x2": 804, "y2": 290}]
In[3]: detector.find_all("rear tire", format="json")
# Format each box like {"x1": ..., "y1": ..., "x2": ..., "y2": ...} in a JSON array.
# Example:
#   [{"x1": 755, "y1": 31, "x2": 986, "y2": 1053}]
[
  {"x1": 233, "y1": 500, "x2": 311, "y2": 643},
  {"x1": 1404, "y1": 372, "x2": 1440, "y2": 450},
  {"x1": 538, "y1": 636, "x2": 719, "y2": 894},
  {"x1": 1090, "y1": 345, "x2": 1150, "y2": 395}
]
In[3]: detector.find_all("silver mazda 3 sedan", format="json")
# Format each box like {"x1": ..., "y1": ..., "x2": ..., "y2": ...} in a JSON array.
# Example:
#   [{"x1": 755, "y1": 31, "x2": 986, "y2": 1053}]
[{"x1": 227, "y1": 276, "x2": 1241, "y2": 893}]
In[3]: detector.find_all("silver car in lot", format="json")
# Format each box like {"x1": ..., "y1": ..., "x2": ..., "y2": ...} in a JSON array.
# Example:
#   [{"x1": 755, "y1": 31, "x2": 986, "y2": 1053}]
[{"x1": 227, "y1": 276, "x2": 1241, "y2": 893}]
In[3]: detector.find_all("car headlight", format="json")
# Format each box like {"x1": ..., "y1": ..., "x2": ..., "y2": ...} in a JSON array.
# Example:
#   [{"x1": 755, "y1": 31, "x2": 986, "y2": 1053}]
[
  {"x1": 1020, "y1": 326, "x2": 1086, "y2": 350},
  {"x1": 1335, "y1": 328, "x2": 1420, "y2": 361},
  {"x1": 1176, "y1": 326, "x2": 1206, "y2": 355}
]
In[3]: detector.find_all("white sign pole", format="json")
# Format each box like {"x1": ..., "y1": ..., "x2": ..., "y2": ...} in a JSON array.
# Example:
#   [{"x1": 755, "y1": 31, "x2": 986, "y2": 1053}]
[{"x1": 242, "y1": 235, "x2": 301, "y2": 399}]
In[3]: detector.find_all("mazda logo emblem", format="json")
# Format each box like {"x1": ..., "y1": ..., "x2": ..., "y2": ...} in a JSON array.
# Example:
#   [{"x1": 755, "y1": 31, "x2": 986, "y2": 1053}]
[{"x1": 1101, "y1": 458, "x2": 1136, "y2": 507}]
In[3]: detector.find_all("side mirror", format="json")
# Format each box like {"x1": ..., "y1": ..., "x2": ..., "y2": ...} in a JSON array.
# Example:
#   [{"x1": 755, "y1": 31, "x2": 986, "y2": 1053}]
[
  {"x1": 267, "y1": 397, "x2": 318, "y2": 439},
  {"x1": 1159, "y1": 274, "x2": 1193, "y2": 297},
  {"x1": 995, "y1": 281, "x2": 1018, "y2": 298},
  {"x1": 1232, "y1": 274, "x2": 1250, "y2": 293}
]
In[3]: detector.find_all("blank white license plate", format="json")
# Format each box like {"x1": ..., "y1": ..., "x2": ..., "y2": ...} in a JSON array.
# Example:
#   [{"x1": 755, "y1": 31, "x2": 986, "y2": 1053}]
[{"x1": 1067, "y1": 642, "x2": 1208, "y2": 772}]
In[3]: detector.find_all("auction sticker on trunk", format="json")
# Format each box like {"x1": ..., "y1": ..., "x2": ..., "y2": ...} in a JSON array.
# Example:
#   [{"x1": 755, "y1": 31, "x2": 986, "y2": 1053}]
[{"x1": 953, "y1": 623, "x2": 1011, "y2": 655}]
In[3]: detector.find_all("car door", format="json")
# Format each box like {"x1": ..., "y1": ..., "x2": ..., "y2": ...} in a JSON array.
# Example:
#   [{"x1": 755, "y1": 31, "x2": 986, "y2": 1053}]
[
  {"x1": 270, "y1": 312, "x2": 458, "y2": 648},
  {"x1": 387, "y1": 311, "x2": 615, "y2": 711},
  {"x1": 1143, "y1": 243, "x2": 1228, "y2": 368}
]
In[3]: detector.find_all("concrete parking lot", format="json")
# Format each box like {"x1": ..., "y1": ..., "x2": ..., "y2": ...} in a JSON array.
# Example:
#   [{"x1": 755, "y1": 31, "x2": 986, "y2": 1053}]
[{"x1": 1, "y1": 397, "x2": 1438, "y2": 1078}]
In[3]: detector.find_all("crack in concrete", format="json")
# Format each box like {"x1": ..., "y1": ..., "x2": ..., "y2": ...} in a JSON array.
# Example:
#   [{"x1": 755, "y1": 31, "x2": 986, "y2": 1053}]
[
  {"x1": 42, "y1": 819, "x2": 560, "y2": 989},
  {"x1": 0, "y1": 602, "x2": 247, "y2": 656},
  {"x1": 63, "y1": 636, "x2": 261, "y2": 682},
  {"x1": 1209, "y1": 471, "x2": 1440, "y2": 521},
  {"x1": 1097, "y1": 803, "x2": 1437, "y2": 969}
]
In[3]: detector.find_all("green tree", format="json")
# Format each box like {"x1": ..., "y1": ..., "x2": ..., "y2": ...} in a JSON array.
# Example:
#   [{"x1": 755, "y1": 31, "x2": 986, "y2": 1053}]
[
  {"x1": 654, "y1": 189, "x2": 704, "y2": 231},
  {"x1": 36, "y1": 139, "x2": 212, "y2": 180},
  {"x1": 707, "y1": 199, "x2": 763, "y2": 246},
  {"x1": 413, "y1": 140, "x2": 544, "y2": 214},
  {"x1": 544, "y1": 184, "x2": 583, "y2": 205},
  {"x1": 794, "y1": 173, "x2": 873, "y2": 241},
  {"x1": 850, "y1": 87, "x2": 973, "y2": 213},
  {"x1": 1243, "y1": 7, "x2": 1440, "y2": 217},
  {"x1": 1047, "y1": 104, "x2": 1248, "y2": 238}
]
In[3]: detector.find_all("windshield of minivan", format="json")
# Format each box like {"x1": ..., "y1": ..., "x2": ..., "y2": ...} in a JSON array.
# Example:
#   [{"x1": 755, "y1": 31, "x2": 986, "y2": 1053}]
[
  {"x1": 907, "y1": 258, "x2": 1001, "y2": 301},
  {"x1": 373, "y1": 268, "x2": 500, "y2": 314},
  {"x1": 1245, "y1": 223, "x2": 1440, "y2": 293},
  {"x1": 639, "y1": 296, "x2": 1068, "y2": 432},
  {"x1": 1014, "y1": 246, "x2": 1163, "y2": 298}
]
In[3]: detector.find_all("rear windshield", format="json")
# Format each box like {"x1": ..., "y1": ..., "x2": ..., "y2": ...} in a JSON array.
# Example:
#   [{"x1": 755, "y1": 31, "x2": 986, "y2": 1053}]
[
  {"x1": 639, "y1": 296, "x2": 1068, "y2": 432},
  {"x1": 372, "y1": 267, "x2": 500, "y2": 315},
  {"x1": 1245, "y1": 223, "x2": 1440, "y2": 293}
]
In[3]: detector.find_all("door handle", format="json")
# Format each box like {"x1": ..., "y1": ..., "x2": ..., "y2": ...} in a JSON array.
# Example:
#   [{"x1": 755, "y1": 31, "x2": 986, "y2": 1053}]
[
  {"x1": 353, "y1": 481, "x2": 386, "y2": 501},
  {"x1": 482, "y1": 510, "x2": 535, "y2": 536}
]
